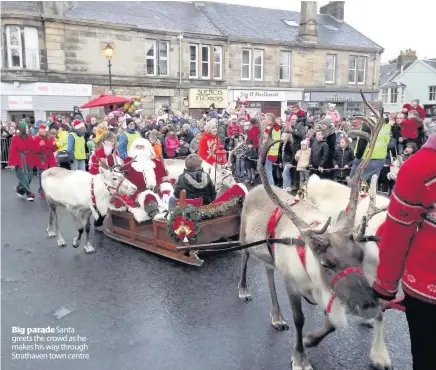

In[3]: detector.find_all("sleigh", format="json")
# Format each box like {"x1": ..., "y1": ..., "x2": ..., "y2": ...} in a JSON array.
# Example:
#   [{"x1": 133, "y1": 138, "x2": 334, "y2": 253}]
[{"x1": 103, "y1": 190, "x2": 242, "y2": 266}]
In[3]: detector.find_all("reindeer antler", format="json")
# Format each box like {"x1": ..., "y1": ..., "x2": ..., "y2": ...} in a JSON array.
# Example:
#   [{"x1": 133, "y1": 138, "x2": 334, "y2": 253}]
[
  {"x1": 345, "y1": 90, "x2": 385, "y2": 232},
  {"x1": 258, "y1": 124, "x2": 331, "y2": 236},
  {"x1": 115, "y1": 156, "x2": 136, "y2": 172},
  {"x1": 355, "y1": 175, "x2": 388, "y2": 241}
]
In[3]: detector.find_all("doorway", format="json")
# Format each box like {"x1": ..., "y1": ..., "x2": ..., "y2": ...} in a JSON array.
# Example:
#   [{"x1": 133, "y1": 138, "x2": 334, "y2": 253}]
[
  {"x1": 8, "y1": 111, "x2": 35, "y2": 123},
  {"x1": 261, "y1": 102, "x2": 281, "y2": 118}
]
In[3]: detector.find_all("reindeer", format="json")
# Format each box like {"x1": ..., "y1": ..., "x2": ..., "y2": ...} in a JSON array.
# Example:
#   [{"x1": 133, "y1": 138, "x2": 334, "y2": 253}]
[
  {"x1": 41, "y1": 157, "x2": 137, "y2": 254},
  {"x1": 237, "y1": 107, "x2": 390, "y2": 369}
]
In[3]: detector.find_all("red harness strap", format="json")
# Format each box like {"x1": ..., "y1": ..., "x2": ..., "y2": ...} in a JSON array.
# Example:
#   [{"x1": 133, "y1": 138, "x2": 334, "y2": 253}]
[{"x1": 90, "y1": 178, "x2": 99, "y2": 213}]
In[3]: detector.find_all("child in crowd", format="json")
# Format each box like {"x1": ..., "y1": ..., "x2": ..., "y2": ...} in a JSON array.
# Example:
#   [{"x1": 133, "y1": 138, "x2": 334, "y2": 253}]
[
  {"x1": 164, "y1": 130, "x2": 179, "y2": 158},
  {"x1": 402, "y1": 141, "x2": 418, "y2": 160},
  {"x1": 233, "y1": 134, "x2": 248, "y2": 180},
  {"x1": 295, "y1": 139, "x2": 311, "y2": 189},
  {"x1": 309, "y1": 130, "x2": 329, "y2": 176},
  {"x1": 399, "y1": 110, "x2": 422, "y2": 151},
  {"x1": 333, "y1": 137, "x2": 354, "y2": 183},
  {"x1": 175, "y1": 137, "x2": 190, "y2": 157},
  {"x1": 244, "y1": 139, "x2": 258, "y2": 185}
]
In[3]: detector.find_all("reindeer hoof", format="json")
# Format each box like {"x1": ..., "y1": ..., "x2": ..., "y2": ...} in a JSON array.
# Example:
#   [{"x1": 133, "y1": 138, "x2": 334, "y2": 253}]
[
  {"x1": 238, "y1": 289, "x2": 252, "y2": 302},
  {"x1": 57, "y1": 240, "x2": 67, "y2": 248},
  {"x1": 72, "y1": 238, "x2": 80, "y2": 248},
  {"x1": 371, "y1": 364, "x2": 392, "y2": 370},
  {"x1": 47, "y1": 231, "x2": 56, "y2": 238},
  {"x1": 371, "y1": 349, "x2": 392, "y2": 370},
  {"x1": 271, "y1": 315, "x2": 289, "y2": 331},
  {"x1": 361, "y1": 318, "x2": 375, "y2": 328},
  {"x1": 83, "y1": 245, "x2": 95, "y2": 254},
  {"x1": 303, "y1": 334, "x2": 322, "y2": 348},
  {"x1": 291, "y1": 353, "x2": 313, "y2": 370}
]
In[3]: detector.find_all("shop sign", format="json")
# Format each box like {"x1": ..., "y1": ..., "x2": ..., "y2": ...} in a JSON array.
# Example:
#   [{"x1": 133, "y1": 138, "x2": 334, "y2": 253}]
[
  {"x1": 326, "y1": 94, "x2": 354, "y2": 102},
  {"x1": 233, "y1": 90, "x2": 286, "y2": 102},
  {"x1": 307, "y1": 102, "x2": 319, "y2": 107},
  {"x1": 8, "y1": 96, "x2": 33, "y2": 110},
  {"x1": 188, "y1": 88, "x2": 228, "y2": 108},
  {"x1": 1, "y1": 82, "x2": 92, "y2": 96}
]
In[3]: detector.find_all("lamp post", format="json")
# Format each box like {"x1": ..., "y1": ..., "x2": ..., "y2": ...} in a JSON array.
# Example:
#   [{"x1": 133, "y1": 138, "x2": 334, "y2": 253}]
[
  {"x1": 104, "y1": 43, "x2": 114, "y2": 92},
  {"x1": 177, "y1": 34, "x2": 183, "y2": 113}
]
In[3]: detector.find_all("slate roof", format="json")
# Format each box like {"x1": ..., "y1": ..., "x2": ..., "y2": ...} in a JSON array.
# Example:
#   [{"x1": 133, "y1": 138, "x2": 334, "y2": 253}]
[
  {"x1": 199, "y1": 2, "x2": 382, "y2": 50},
  {"x1": 423, "y1": 59, "x2": 436, "y2": 71},
  {"x1": 1, "y1": 1, "x2": 382, "y2": 50},
  {"x1": 66, "y1": 1, "x2": 224, "y2": 36},
  {"x1": 379, "y1": 63, "x2": 398, "y2": 87},
  {"x1": 0, "y1": 1, "x2": 41, "y2": 13}
]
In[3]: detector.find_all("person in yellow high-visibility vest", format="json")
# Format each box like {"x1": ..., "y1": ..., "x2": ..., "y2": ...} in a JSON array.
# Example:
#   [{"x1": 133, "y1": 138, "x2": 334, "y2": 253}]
[
  {"x1": 117, "y1": 118, "x2": 141, "y2": 159},
  {"x1": 350, "y1": 116, "x2": 392, "y2": 181},
  {"x1": 262, "y1": 113, "x2": 281, "y2": 186},
  {"x1": 67, "y1": 120, "x2": 87, "y2": 171}
]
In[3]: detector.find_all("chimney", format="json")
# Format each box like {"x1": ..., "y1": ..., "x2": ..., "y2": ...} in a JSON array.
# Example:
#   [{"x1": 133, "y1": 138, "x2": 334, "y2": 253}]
[
  {"x1": 320, "y1": 1, "x2": 345, "y2": 21},
  {"x1": 41, "y1": 1, "x2": 66, "y2": 16},
  {"x1": 396, "y1": 49, "x2": 418, "y2": 71},
  {"x1": 299, "y1": 1, "x2": 318, "y2": 43}
]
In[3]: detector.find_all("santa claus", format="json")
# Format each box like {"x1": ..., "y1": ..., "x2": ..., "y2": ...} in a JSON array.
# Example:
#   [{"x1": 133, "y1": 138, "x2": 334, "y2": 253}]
[
  {"x1": 114, "y1": 138, "x2": 173, "y2": 222},
  {"x1": 88, "y1": 132, "x2": 122, "y2": 175}
]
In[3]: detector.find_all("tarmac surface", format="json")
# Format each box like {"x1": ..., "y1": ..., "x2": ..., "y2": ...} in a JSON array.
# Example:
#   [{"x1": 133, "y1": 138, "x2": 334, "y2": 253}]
[{"x1": 1, "y1": 170, "x2": 412, "y2": 370}]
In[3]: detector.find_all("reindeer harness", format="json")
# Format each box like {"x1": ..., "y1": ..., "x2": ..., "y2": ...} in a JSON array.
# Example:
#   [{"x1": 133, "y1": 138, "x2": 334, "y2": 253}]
[
  {"x1": 266, "y1": 198, "x2": 366, "y2": 314},
  {"x1": 90, "y1": 176, "x2": 127, "y2": 215}
]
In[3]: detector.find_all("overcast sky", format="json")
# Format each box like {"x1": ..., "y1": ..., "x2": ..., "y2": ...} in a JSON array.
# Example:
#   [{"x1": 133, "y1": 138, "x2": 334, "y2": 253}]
[{"x1": 189, "y1": 0, "x2": 435, "y2": 63}]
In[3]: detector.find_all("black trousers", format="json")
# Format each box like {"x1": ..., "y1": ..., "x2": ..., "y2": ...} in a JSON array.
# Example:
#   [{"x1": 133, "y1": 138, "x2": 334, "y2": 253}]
[{"x1": 405, "y1": 293, "x2": 436, "y2": 370}]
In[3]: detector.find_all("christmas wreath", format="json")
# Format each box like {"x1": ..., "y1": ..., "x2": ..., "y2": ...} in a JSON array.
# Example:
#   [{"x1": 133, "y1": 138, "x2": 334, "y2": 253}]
[{"x1": 167, "y1": 205, "x2": 201, "y2": 243}]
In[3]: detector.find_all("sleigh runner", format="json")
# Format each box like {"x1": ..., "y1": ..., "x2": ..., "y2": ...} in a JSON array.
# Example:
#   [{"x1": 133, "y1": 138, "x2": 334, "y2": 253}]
[{"x1": 104, "y1": 189, "x2": 243, "y2": 266}]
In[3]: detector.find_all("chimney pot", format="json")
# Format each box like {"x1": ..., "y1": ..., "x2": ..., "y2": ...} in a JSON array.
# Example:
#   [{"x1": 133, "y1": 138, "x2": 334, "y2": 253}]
[{"x1": 320, "y1": 1, "x2": 345, "y2": 21}]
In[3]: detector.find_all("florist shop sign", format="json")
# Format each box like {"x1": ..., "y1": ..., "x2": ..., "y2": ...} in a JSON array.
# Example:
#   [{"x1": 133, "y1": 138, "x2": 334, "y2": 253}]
[{"x1": 188, "y1": 88, "x2": 228, "y2": 109}]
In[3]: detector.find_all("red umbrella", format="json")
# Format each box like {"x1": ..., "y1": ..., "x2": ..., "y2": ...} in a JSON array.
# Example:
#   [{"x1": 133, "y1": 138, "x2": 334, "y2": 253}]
[{"x1": 80, "y1": 94, "x2": 130, "y2": 109}]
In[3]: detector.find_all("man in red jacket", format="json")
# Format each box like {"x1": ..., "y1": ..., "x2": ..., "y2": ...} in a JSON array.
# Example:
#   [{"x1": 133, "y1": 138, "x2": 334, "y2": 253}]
[{"x1": 372, "y1": 133, "x2": 436, "y2": 370}]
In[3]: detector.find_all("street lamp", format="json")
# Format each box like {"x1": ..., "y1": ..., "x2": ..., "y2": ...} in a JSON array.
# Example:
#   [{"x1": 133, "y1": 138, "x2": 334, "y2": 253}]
[{"x1": 104, "y1": 43, "x2": 114, "y2": 91}]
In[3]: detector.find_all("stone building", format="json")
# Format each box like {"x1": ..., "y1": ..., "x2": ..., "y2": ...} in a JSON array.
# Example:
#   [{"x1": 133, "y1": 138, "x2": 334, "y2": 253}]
[{"x1": 1, "y1": 1, "x2": 383, "y2": 122}]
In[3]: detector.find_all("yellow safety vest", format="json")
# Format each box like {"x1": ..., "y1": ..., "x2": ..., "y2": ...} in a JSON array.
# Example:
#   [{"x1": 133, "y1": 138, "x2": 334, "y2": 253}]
[
  {"x1": 70, "y1": 132, "x2": 86, "y2": 160},
  {"x1": 125, "y1": 131, "x2": 141, "y2": 153},
  {"x1": 361, "y1": 124, "x2": 392, "y2": 160},
  {"x1": 56, "y1": 130, "x2": 69, "y2": 152},
  {"x1": 268, "y1": 127, "x2": 281, "y2": 157}
]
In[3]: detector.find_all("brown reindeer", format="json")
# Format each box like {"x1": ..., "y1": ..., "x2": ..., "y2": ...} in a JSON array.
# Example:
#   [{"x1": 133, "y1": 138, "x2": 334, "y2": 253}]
[{"x1": 237, "y1": 102, "x2": 389, "y2": 370}]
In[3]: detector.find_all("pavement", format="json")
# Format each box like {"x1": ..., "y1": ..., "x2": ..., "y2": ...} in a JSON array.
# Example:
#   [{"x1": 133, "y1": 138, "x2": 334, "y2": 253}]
[{"x1": 1, "y1": 169, "x2": 412, "y2": 370}]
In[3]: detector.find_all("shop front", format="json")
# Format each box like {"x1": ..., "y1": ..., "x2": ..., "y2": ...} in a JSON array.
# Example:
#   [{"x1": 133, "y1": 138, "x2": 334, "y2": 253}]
[
  {"x1": 188, "y1": 88, "x2": 228, "y2": 119},
  {"x1": 1, "y1": 82, "x2": 92, "y2": 122},
  {"x1": 231, "y1": 89, "x2": 303, "y2": 119},
  {"x1": 303, "y1": 90, "x2": 378, "y2": 119}
]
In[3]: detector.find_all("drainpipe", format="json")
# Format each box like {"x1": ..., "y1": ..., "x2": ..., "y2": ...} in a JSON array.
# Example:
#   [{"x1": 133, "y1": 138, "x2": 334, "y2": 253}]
[
  {"x1": 177, "y1": 33, "x2": 184, "y2": 113},
  {"x1": 373, "y1": 48, "x2": 381, "y2": 101}
]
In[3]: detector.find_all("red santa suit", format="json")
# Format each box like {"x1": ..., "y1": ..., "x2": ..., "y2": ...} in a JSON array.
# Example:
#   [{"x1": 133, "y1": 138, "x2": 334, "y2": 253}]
[
  {"x1": 112, "y1": 138, "x2": 173, "y2": 222},
  {"x1": 88, "y1": 147, "x2": 121, "y2": 175},
  {"x1": 32, "y1": 134, "x2": 57, "y2": 169},
  {"x1": 373, "y1": 134, "x2": 436, "y2": 304}
]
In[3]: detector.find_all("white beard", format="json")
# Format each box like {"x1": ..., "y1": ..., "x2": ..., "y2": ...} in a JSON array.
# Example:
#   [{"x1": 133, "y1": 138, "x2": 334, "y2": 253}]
[{"x1": 129, "y1": 150, "x2": 157, "y2": 188}]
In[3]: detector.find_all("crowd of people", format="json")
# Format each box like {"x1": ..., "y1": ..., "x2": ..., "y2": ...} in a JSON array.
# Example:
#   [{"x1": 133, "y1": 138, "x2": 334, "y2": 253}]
[{"x1": 3, "y1": 98, "x2": 436, "y2": 201}]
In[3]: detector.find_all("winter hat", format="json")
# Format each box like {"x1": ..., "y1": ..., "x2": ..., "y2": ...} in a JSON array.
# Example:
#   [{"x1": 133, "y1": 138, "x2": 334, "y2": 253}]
[
  {"x1": 204, "y1": 119, "x2": 217, "y2": 133},
  {"x1": 328, "y1": 103, "x2": 336, "y2": 109},
  {"x1": 18, "y1": 121, "x2": 28, "y2": 129},
  {"x1": 301, "y1": 139, "x2": 309, "y2": 147},
  {"x1": 39, "y1": 124, "x2": 47, "y2": 131},
  {"x1": 185, "y1": 154, "x2": 203, "y2": 170},
  {"x1": 73, "y1": 119, "x2": 85, "y2": 130},
  {"x1": 411, "y1": 99, "x2": 420, "y2": 105}
]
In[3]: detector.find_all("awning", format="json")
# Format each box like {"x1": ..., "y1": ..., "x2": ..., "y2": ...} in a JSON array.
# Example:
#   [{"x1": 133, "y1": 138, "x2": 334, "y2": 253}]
[{"x1": 80, "y1": 94, "x2": 130, "y2": 108}]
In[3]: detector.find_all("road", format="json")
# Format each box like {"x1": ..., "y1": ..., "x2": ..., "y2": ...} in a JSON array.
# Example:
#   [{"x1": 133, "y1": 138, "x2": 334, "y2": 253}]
[{"x1": 1, "y1": 170, "x2": 412, "y2": 370}]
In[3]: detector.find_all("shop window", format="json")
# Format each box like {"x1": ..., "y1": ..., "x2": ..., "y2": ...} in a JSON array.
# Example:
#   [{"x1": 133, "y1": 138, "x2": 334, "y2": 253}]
[
  {"x1": 145, "y1": 40, "x2": 169, "y2": 76},
  {"x1": 280, "y1": 51, "x2": 290, "y2": 81},
  {"x1": 6, "y1": 25, "x2": 40, "y2": 69},
  {"x1": 349, "y1": 55, "x2": 366, "y2": 84},
  {"x1": 429, "y1": 86, "x2": 436, "y2": 101},
  {"x1": 325, "y1": 54, "x2": 336, "y2": 83}
]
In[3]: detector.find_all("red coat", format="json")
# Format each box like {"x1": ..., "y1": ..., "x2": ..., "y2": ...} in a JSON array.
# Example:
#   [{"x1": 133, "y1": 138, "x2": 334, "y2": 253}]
[
  {"x1": 373, "y1": 145, "x2": 436, "y2": 304},
  {"x1": 8, "y1": 134, "x2": 34, "y2": 168},
  {"x1": 88, "y1": 147, "x2": 120, "y2": 175},
  {"x1": 197, "y1": 132, "x2": 223, "y2": 165},
  {"x1": 402, "y1": 103, "x2": 426, "y2": 119},
  {"x1": 227, "y1": 123, "x2": 243, "y2": 137},
  {"x1": 400, "y1": 118, "x2": 421, "y2": 139},
  {"x1": 246, "y1": 125, "x2": 260, "y2": 148},
  {"x1": 32, "y1": 135, "x2": 57, "y2": 169}
]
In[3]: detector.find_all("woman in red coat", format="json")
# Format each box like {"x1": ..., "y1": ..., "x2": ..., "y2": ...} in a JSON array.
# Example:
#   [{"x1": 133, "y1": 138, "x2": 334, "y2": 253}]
[
  {"x1": 32, "y1": 124, "x2": 57, "y2": 197},
  {"x1": 197, "y1": 120, "x2": 223, "y2": 167},
  {"x1": 372, "y1": 133, "x2": 436, "y2": 370},
  {"x1": 8, "y1": 121, "x2": 36, "y2": 201}
]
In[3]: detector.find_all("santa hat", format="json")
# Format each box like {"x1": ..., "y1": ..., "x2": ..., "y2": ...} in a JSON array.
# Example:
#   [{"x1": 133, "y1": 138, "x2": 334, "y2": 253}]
[
  {"x1": 328, "y1": 103, "x2": 336, "y2": 109},
  {"x1": 39, "y1": 124, "x2": 47, "y2": 131},
  {"x1": 73, "y1": 119, "x2": 85, "y2": 130}
]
